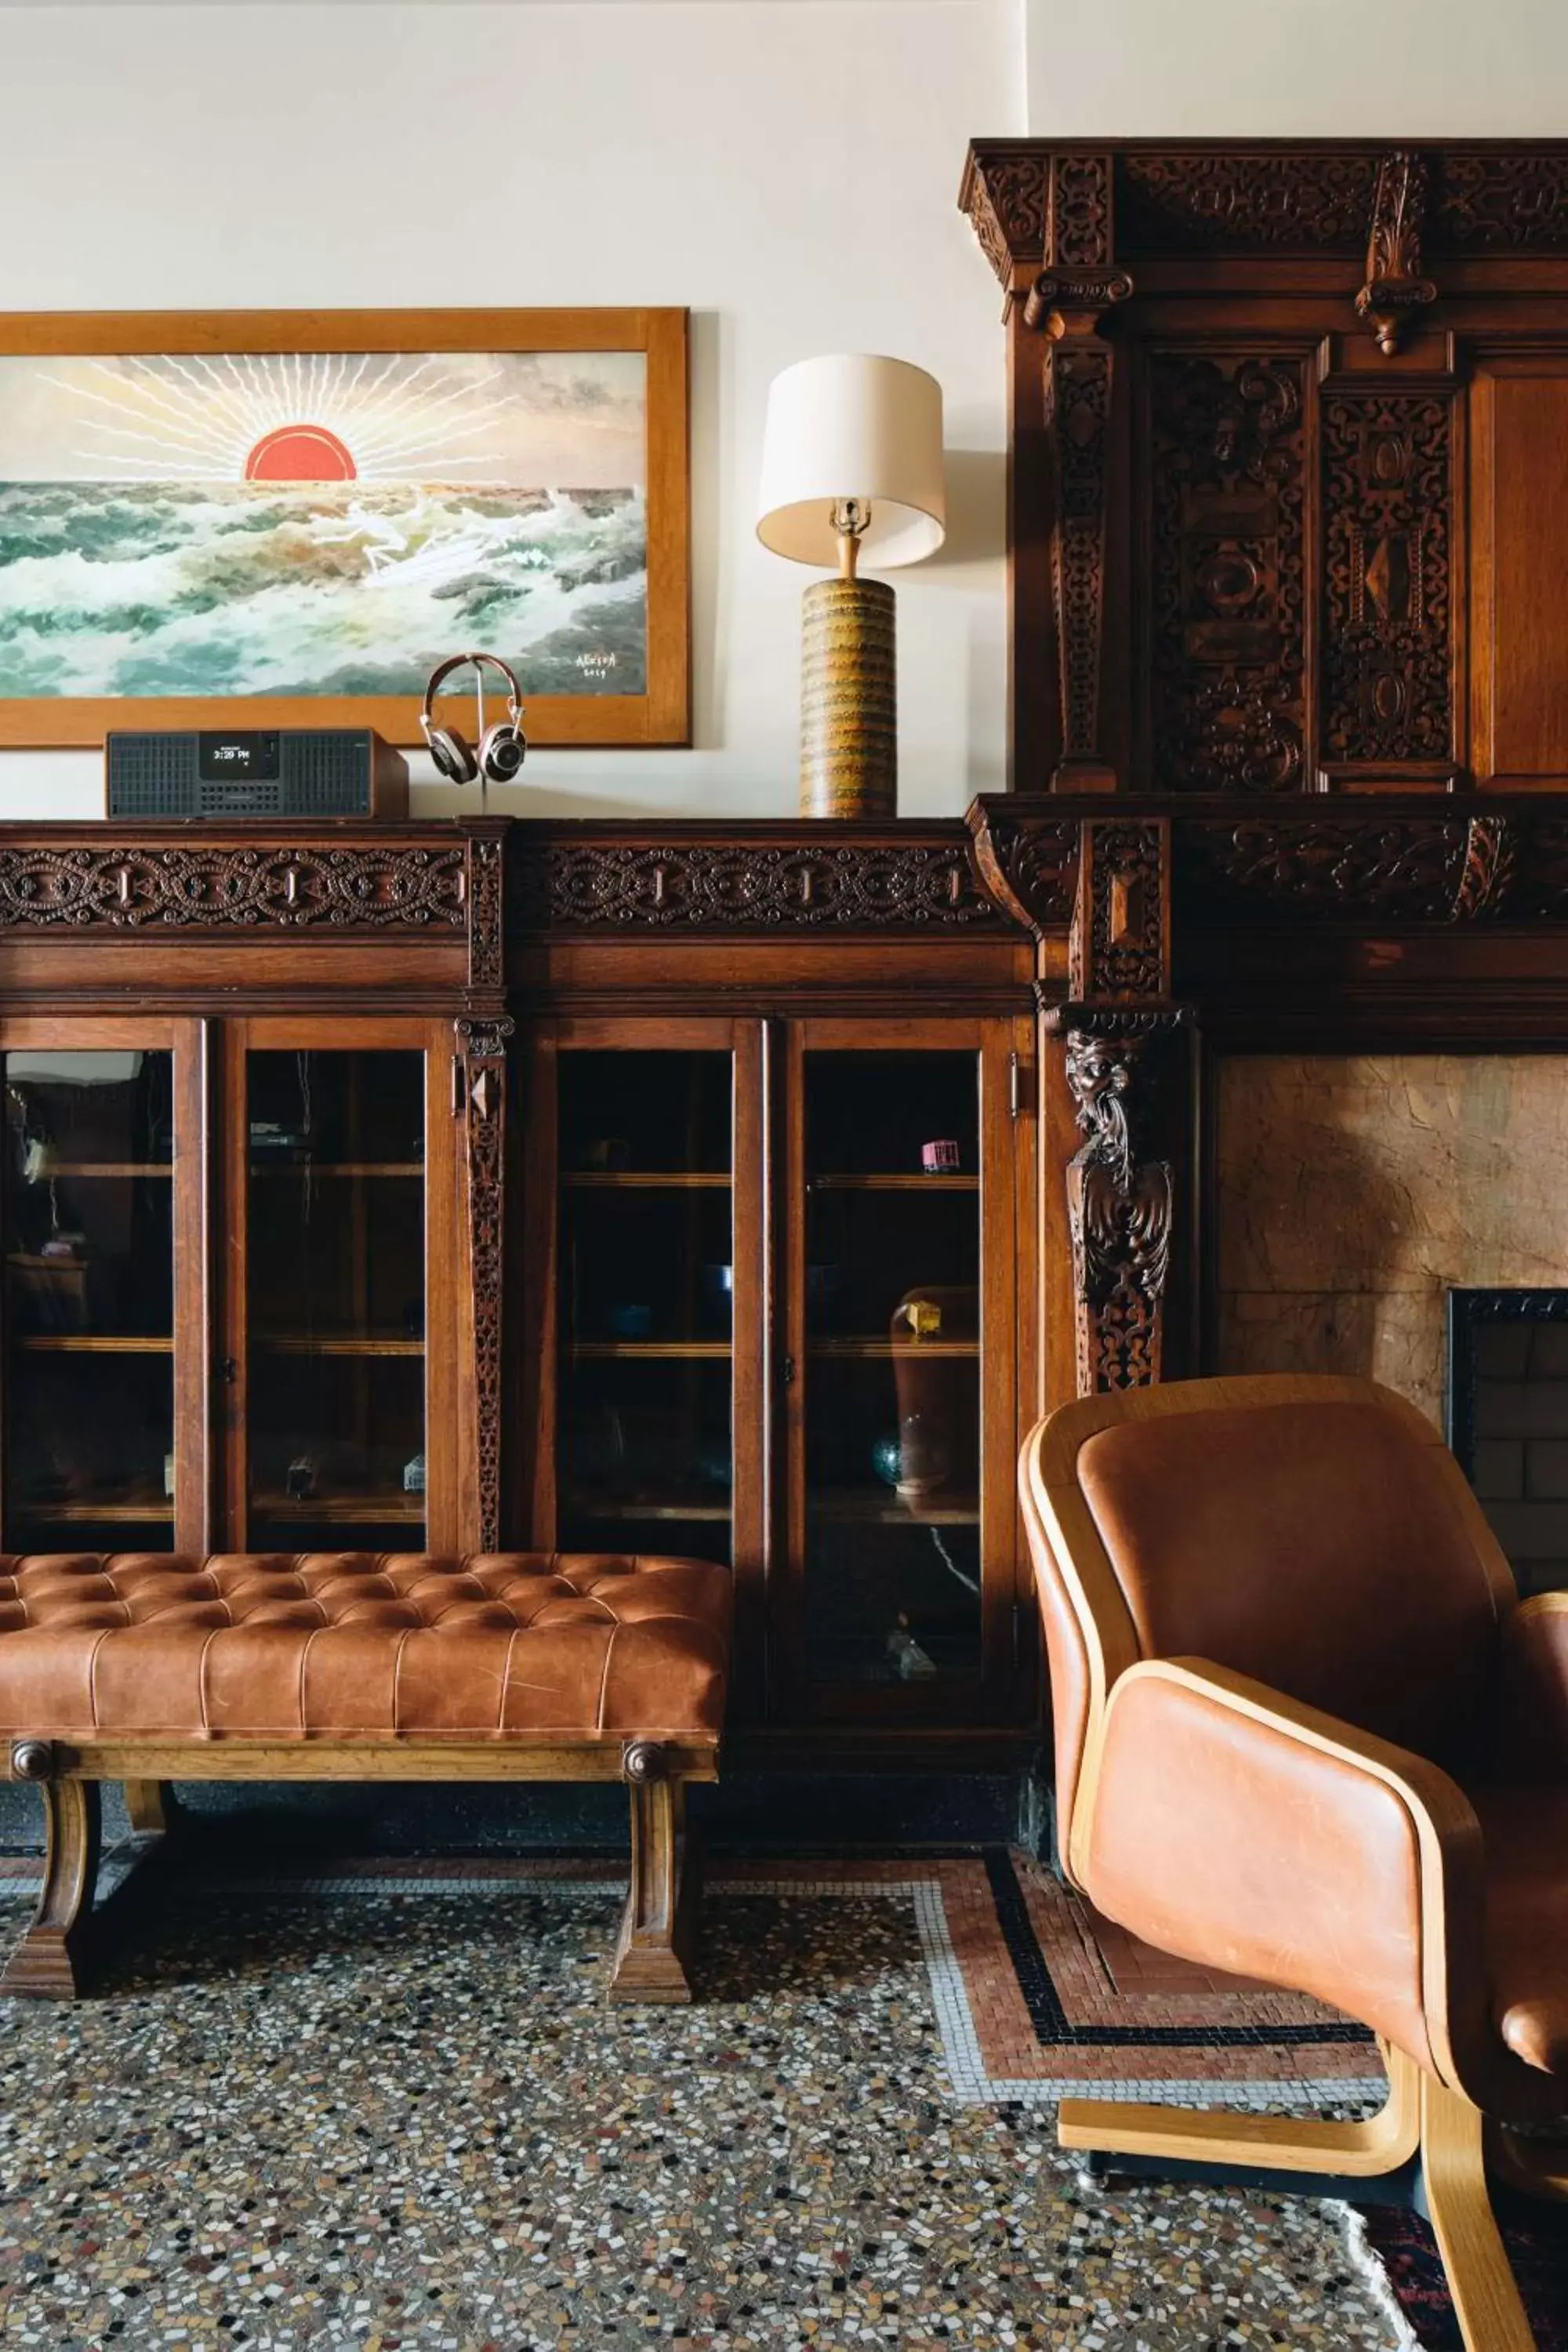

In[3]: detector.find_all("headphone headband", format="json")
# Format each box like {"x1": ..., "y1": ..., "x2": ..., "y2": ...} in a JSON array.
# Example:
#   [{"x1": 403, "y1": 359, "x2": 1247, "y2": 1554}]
[{"x1": 421, "y1": 650, "x2": 522, "y2": 727}]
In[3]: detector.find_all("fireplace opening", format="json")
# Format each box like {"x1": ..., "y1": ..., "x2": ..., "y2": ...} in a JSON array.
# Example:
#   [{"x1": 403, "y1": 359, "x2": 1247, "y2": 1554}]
[{"x1": 1447, "y1": 1289, "x2": 1568, "y2": 1599}]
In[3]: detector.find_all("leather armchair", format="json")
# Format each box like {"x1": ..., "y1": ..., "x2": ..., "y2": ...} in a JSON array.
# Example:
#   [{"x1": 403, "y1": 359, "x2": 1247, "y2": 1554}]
[{"x1": 1021, "y1": 1373, "x2": 1567, "y2": 2352}]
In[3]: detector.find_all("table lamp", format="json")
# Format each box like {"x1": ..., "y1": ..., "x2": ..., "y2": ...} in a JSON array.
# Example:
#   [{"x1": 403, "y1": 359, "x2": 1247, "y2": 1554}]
[{"x1": 757, "y1": 354, "x2": 946, "y2": 818}]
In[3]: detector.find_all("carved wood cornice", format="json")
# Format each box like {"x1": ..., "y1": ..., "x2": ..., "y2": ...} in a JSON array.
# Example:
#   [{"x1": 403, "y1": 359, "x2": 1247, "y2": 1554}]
[
  {"x1": 0, "y1": 839, "x2": 472, "y2": 934},
  {"x1": 510, "y1": 833, "x2": 1003, "y2": 935},
  {"x1": 963, "y1": 140, "x2": 1568, "y2": 269}
]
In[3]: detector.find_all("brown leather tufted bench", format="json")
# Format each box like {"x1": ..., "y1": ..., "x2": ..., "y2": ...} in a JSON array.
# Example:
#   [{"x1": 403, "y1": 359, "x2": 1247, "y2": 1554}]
[{"x1": 0, "y1": 1550, "x2": 730, "y2": 2004}]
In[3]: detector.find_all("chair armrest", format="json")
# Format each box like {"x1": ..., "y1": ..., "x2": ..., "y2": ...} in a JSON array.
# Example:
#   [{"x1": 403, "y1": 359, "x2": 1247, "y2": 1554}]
[
  {"x1": 1495, "y1": 1595, "x2": 1568, "y2": 1782},
  {"x1": 1078, "y1": 1657, "x2": 1490, "y2": 2091}
]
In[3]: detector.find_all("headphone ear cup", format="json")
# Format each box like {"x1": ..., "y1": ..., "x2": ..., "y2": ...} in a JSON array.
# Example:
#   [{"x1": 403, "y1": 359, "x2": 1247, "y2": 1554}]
[
  {"x1": 426, "y1": 727, "x2": 478, "y2": 785},
  {"x1": 478, "y1": 721, "x2": 527, "y2": 784}
]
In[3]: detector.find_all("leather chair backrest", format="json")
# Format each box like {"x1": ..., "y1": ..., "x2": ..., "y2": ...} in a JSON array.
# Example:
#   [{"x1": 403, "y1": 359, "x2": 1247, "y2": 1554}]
[{"x1": 1024, "y1": 1379, "x2": 1519, "y2": 1857}]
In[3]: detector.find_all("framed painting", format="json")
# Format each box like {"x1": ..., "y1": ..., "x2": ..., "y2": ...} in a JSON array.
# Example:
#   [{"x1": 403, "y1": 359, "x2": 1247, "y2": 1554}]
[{"x1": 0, "y1": 307, "x2": 689, "y2": 749}]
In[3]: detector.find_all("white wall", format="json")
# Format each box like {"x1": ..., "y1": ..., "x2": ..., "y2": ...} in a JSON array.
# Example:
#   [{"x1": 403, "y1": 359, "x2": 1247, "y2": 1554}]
[
  {"x1": 0, "y1": 0, "x2": 1022, "y2": 822},
  {"x1": 1024, "y1": 0, "x2": 1568, "y2": 136}
]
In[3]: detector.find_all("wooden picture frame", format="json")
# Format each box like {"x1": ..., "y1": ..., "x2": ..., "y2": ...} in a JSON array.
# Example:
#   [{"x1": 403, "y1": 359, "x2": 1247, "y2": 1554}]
[{"x1": 0, "y1": 307, "x2": 690, "y2": 750}]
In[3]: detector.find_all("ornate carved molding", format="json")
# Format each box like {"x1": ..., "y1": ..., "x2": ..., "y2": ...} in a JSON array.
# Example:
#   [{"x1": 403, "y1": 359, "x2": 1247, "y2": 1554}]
[
  {"x1": 1356, "y1": 151, "x2": 1437, "y2": 356},
  {"x1": 1174, "y1": 815, "x2": 1524, "y2": 924},
  {"x1": 457, "y1": 1015, "x2": 515, "y2": 1552},
  {"x1": 510, "y1": 840, "x2": 1002, "y2": 932},
  {"x1": 1044, "y1": 343, "x2": 1114, "y2": 786},
  {"x1": 968, "y1": 143, "x2": 1568, "y2": 266},
  {"x1": 1072, "y1": 819, "x2": 1169, "y2": 1000},
  {"x1": 1046, "y1": 1008, "x2": 1186, "y2": 1394},
  {"x1": 1050, "y1": 151, "x2": 1114, "y2": 270},
  {"x1": 965, "y1": 805, "x2": 1079, "y2": 938},
  {"x1": 1321, "y1": 389, "x2": 1454, "y2": 771},
  {"x1": 1150, "y1": 354, "x2": 1307, "y2": 794},
  {"x1": 466, "y1": 835, "x2": 505, "y2": 989},
  {"x1": 0, "y1": 843, "x2": 470, "y2": 933}
]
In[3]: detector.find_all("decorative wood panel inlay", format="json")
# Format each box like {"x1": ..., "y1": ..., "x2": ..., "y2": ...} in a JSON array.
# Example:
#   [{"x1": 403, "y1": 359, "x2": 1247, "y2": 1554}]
[
  {"x1": 1053, "y1": 1008, "x2": 1184, "y2": 1394},
  {"x1": 457, "y1": 1014, "x2": 514, "y2": 1552},
  {"x1": 1322, "y1": 390, "x2": 1454, "y2": 767},
  {"x1": 1046, "y1": 343, "x2": 1113, "y2": 770},
  {"x1": 1051, "y1": 152, "x2": 1113, "y2": 269},
  {"x1": 1431, "y1": 151, "x2": 1568, "y2": 252},
  {"x1": 1116, "y1": 149, "x2": 1379, "y2": 255},
  {"x1": 960, "y1": 147, "x2": 1051, "y2": 285},
  {"x1": 1356, "y1": 151, "x2": 1437, "y2": 356},
  {"x1": 1072, "y1": 820, "x2": 1168, "y2": 1000},
  {"x1": 965, "y1": 806, "x2": 1079, "y2": 938},
  {"x1": 466, "y1": 836, "x2": 504, "y2": 989},
  {"x1": 0, "y1": 844, "x2": 469, "y2": 932},
  {"x1": 1174, "y1": 815, "x2": 1511, "y2": 922},
  {"x1": 1150, "y1": 355, "x2": 1307, "y2": 794},
  {"x1": 510, "y1": 841, "x2": 1001, "y2": 931}
]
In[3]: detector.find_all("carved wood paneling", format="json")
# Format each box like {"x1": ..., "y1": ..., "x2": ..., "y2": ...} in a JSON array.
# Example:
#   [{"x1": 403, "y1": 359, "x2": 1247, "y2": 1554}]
[
  {"x1": 466, "y1": 836, "x2": 504, "y2": 989},
  {"x1": 0, "y1": 843, "x2": 470, "y2": 931},
  {"x1": 510, "y1": 840, "x2": 1002, "y2": 931},
  {"x1": 457, "y1": 1015, "x2": 514, "y2": 1552},
  {"x1": 1149, "y1": 354, "x2": 1307, "y2": 794},
  {"x1": 1174, "y1": 814, "x2": 1516, "y2": 922},
  {"x1": 960, "y1": 147, "x2": 1051, "y2": 285},
  {"x1": 1321, "y1": 390, "x2": 1454, "y2": 771},
  {"x1": 1071, "y1": 820, "x2": 1169, "y2": 1000},
  {"x1": 1116, "y1": 149, "x2": 1379, "y2": 255},
  {"x1": 1046, "y1": 343, "x2": 1113, "y2": 775},
  {"x1": 1431, "y1": 151, "x2": 1568, "y2": 252},
  {"x1": 1050, "y1": 152, "x2": 1113, "y2": 269}
]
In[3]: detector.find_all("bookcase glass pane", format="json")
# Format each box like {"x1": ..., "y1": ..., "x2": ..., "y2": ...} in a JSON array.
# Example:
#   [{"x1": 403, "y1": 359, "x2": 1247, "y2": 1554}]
[
  {"x1": 3, "y1": 1048, "x2": 176, "y2": 1550},
  {"x1": 245, "y1": 1050, "x2": 426, "y2": 1550},
  {"x1": 804, "y1": 1051, "x2": 982, "y2": 1688},
  {"x1": 557, "y1": 1051, "x2": 734, "y2": 1565}
]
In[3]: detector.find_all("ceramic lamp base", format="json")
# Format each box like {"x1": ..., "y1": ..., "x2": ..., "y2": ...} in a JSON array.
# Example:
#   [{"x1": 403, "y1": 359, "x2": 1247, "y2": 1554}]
[{"x1": 800, "y1": 575, "x2": 896, "y2": 818}]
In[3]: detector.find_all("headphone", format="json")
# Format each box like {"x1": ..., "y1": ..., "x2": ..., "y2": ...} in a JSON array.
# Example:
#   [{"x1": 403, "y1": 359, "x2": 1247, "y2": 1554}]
[{"x1": 420, "y1": 652, "x2": 528, "y2": 789}]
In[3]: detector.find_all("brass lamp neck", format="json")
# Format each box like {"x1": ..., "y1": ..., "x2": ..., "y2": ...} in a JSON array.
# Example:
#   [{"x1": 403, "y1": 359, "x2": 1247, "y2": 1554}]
[{"x1": 830, "y1": 496, "x2": 871, "y2": 581}]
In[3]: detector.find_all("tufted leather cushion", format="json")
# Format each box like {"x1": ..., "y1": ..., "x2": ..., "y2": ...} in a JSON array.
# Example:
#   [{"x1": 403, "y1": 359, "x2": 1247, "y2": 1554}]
[{"x1": 0, "y1": 1552, "x2": 731, "y2": 1741}]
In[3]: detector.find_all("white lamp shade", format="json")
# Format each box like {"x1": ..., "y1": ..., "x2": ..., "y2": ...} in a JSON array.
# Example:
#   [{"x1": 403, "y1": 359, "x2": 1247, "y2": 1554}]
[{"x1": 757, "y1": 353, "x2": 946, "y2": 569}]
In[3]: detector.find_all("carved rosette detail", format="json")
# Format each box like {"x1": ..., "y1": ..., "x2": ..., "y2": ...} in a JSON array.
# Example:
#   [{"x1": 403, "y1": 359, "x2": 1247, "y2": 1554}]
[
  {"x1": 1356, "y1": 151, "x2": 1437, "y2": 356},
  {"x1": 1322, "y1": 390, "x2": 1454, "y2": 767},
  {"x1": 456, "y1": 1015, "x2": 514, "y2": 1552},
  {"x1": 511, "y1": 843, "x2": 1000, "y2": 931},
  {"x1": 1055, "y1": 1013, "x2": 1183, "y2": 1395},
  {"x1": 466, "y1": 837, "x2": 504, "y2": 989},
  {"x1": 1074, "y1": 821, "x2": 1167, "y2": 1000},
  {"x1": 1150, "y1": 354, "x2": 1306, "y2": 794},
  {"x1": 965, "y1": 808, "x2": 1079, "y2": 938},
  {"x1": 0, "y1": 844, "x2": 470, "y2": 931},
  {"x1": 1045, "y1": 344, "x2": 1112, "y2": 764}
]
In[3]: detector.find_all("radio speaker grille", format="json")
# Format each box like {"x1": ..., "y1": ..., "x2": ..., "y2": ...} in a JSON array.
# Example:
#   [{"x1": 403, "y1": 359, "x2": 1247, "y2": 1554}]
[{"x1": 106, "y1": 731, "x2": 406, "y2": 820}]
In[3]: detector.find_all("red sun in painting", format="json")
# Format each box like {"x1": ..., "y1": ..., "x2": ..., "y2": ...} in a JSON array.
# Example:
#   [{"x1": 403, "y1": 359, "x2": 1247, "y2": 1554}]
[{"x1": 243, "y1": 424, "x2": 357, "y2": 482}]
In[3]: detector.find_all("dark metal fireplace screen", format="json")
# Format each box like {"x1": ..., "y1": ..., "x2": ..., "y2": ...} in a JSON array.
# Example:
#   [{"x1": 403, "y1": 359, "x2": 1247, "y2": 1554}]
[{"x1": 1447, "y1": 1289, "x2": 1568, "y2": 1599}]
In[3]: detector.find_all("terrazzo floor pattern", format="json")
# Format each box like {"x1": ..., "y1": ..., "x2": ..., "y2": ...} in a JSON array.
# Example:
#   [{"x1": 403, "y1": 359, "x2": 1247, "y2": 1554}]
[{"x1": 0, "y1": 1871, "x2": 1411, "y2": 2352}]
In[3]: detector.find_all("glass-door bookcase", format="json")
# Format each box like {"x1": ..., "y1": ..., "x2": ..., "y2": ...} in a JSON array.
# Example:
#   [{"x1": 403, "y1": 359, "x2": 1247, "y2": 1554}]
[
  {"x1": 782, "y1": 1019, "x2": 1022, "y2": 1723},
  {"x1": 0, "y1": 1018, "x2": 205, "y2": 1555},
  {"x1": 225, "y1": 1019, "x2": 460, "y2": 1555}
]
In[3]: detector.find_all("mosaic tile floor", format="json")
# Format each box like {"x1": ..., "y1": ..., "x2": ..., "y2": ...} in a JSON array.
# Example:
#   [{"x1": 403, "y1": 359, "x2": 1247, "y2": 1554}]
[{"x1": 0, "y1": 1853, "x2": 1417, "y2": 2352}]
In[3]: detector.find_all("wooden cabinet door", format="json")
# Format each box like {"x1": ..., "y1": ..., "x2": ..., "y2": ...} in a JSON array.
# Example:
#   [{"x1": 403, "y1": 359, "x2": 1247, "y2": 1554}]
[
  {"x1": 521, "y1": 1016, "x2": 771, "y2": 1714},
  {"x1": 778, "y1": 1016, "x2": 1027, "y2": 1726},
  {"x1": 219, "y1": 1017, "x2": 462, "y2": 1554},
  {"x1": 0, "y1": 1016, "x2": 210, "y2": 1556}
]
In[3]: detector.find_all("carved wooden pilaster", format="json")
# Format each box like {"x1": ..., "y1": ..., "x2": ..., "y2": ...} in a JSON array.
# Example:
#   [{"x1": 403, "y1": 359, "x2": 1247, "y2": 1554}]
[
  {"x1": 1356, "y1": 151, "x2": 1437, "y2": 356},
  {"x1": 1043, "y1": 341, "x2": 1116, "y2": 791},
  {"x1": 1046, "y1": 1006, "x2": 1187, "y2": 1396},
  {"x1": 1069, "y1": 818, "x2": 1171, "y2": 999},
  {"x1": 457, "y1": 1014, "x2": 514, "y2": 1551}
]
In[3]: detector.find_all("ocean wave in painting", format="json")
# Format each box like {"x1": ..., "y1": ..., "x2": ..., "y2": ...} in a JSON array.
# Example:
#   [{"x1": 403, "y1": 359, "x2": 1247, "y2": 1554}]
[{"x1": 0, "y1": 481, "x2": 647, "y2": 697}]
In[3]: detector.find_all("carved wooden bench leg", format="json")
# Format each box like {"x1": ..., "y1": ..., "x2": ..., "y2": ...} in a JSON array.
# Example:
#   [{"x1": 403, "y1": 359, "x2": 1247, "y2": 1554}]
[
  {"x1": 1, "y1": 1746, "x2": 101, "y2": 2000},
  {"x1": 608, "y1": 1741, "x2": 697, "y2": 2005}
]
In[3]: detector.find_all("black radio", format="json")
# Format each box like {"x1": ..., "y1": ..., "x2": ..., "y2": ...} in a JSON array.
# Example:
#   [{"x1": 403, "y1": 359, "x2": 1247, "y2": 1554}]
[{"x1": 106, "y1": 729, "x2": 408, "y2": 819}]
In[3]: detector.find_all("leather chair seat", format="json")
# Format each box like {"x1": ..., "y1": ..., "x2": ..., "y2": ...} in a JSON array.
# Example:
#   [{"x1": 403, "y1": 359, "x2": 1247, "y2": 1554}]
[
  {"x1": 1473, "y1": 1786, "x2": 1568, "y2": 2079},
  {"x1": 0, "y1": 1552, "x2": 731, "y2": 1741}
]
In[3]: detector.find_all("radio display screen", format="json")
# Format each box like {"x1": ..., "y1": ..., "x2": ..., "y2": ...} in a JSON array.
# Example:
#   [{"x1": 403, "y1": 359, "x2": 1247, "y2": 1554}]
[{"x1": 197, "y1": 731, "x2": 281, "y2": 783}]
